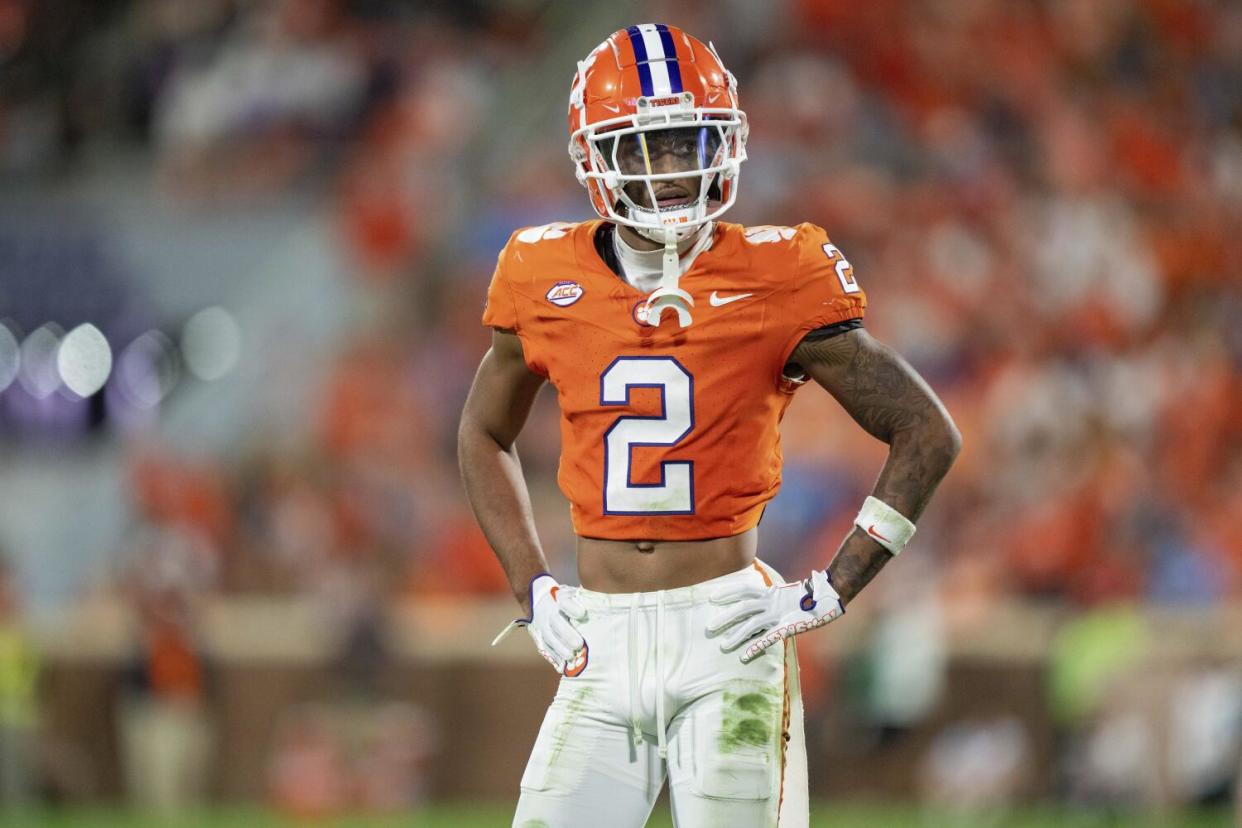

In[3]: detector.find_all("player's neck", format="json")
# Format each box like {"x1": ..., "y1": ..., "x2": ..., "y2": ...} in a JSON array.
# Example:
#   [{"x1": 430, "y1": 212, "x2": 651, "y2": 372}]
[
  {"x1": 614, "y1": 223, "x2": 661, "y2": 251},
  {"x1": 612, "y1": 222, "x2": 713, "y2": 293}
]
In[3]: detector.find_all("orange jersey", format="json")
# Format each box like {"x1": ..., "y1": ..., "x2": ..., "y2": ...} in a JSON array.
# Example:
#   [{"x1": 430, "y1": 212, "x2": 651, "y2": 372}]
[{"x1": 481, "y1": 219, "x2": 866, "y2": 541}]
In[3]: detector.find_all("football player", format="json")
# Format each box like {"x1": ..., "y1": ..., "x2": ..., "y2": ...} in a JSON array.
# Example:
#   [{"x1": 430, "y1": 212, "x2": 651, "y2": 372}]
[{"x1": 458, "y1": 23, "x2": 961, "y2": 828}]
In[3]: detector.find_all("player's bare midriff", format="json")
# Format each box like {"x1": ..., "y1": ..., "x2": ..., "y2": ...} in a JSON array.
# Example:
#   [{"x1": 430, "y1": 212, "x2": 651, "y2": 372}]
[{"x1": 576, "y1": 527, "x2": 758, "y2": 593}]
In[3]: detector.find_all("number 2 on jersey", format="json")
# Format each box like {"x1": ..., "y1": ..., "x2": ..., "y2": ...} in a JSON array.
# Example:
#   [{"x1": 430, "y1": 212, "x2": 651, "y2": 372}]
[
  {"x1": 822, "y1": 242, "x2": 859, "y2": 293},
  {"x1": 600, "y1": 356, "x2": 695, "y2": 514}
]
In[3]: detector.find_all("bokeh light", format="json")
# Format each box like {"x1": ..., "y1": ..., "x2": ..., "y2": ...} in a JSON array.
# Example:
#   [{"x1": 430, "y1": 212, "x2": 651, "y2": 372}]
[
  {"x1": 56, "y1": 322, "x2": 112, "y2": 398},
  {"x1": 115, "y1": 330, "x2": 179, "y2": 410},
  {"x1": 0, "y1": 320, "x2": 19, "y2": 392},
  {"x1": 17, "y1": 323, "x2": 62, "y2": 399},
  {"x1": 181, "y1": 306, "x2": 241, "y2": 381}
]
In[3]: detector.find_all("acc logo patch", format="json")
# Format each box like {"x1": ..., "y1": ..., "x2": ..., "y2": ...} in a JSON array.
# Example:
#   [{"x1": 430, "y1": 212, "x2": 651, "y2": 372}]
[{"x1": 546, "y1": 280, "x2": 584, "y2": 307}]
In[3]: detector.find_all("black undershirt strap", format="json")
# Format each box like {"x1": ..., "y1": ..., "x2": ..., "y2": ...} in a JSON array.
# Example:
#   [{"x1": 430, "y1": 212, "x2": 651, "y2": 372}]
[
  {"x1": 594, "y1": 222, "x2": 621, "y2": 278},
  {"x1": 802, "y1": 317, "x2": 864, "y2": 340}
]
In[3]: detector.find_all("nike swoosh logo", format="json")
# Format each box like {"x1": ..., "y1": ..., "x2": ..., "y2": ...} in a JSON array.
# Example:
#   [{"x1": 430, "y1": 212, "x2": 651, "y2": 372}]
[
  {"x1": 709, "y1": 291, "x2": 753, "y2": 307},
  {"x1": 866, "y1": 524, "x2": 891, "y2": 543},
  {"x1": 600, "y1": 103, "x2": 621, "y2": 113}
]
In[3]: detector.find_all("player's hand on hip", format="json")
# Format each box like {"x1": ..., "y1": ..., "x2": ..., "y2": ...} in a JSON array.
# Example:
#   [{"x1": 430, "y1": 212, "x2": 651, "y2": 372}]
[
  {"x1": 706, "y1": 569, "x2": 844, "y2": 664},
  {"x1": 493, "y1": 573, "x2": 589, "y2": 676}
]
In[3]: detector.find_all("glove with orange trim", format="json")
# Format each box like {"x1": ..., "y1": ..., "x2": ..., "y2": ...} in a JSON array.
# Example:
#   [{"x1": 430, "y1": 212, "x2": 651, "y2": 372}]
[
  {"x1": 706, "y1": 569, "x2": 843, "y2": 664},
  {"x1": 492, "y1": 573, "x2": 589, "y2": 676}
]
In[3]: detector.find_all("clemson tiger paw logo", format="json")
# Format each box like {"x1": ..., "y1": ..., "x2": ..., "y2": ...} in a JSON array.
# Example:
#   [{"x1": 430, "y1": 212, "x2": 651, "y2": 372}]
[
  {"x1": 632, "y1": 299, "x2": 655, "y2": 327},
  {"x1": 563, "y1": 642, "x2": 589, "y2": 677}
]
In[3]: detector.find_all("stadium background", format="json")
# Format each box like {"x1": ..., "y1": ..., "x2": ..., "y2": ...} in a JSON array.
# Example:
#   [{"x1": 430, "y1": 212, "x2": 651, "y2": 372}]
[{"x1": 0, "y1": 0, "x2": 1239, "y2": 825}]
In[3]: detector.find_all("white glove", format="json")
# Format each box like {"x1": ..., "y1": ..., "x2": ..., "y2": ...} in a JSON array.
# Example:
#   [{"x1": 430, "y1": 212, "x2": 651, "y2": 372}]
[
  {"x1": 707, "y1": 569, "x2": 844, "y2": 664},
  {"x1": 492, "y1": 574, "x2": 589, "y2": 676}
]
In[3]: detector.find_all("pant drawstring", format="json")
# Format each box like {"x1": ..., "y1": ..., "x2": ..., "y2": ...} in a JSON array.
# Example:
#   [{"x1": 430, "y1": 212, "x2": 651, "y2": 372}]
[
  {"x1": 628, "y1": 594, "x2": 642, "y2": 747},
  {"x1": 655, "y1": 590, "x2": 668, "y2": 760}
]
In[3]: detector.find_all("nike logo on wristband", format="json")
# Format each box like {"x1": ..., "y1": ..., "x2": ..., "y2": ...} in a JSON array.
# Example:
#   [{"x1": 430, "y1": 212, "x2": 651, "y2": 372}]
[{"x1": 866, "y1": 524, "x2": 891, "y2": 543}]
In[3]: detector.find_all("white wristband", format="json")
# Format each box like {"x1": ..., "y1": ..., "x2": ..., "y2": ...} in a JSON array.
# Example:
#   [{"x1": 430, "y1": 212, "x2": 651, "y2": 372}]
[{"x1": 854, "y1": 496, "x2": 916, "y2": 555}]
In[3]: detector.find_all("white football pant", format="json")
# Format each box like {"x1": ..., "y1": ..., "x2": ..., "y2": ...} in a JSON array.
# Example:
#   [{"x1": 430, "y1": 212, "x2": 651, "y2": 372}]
[{"x1": 512, "y1": 561, "x2": 809, "y2": 827}]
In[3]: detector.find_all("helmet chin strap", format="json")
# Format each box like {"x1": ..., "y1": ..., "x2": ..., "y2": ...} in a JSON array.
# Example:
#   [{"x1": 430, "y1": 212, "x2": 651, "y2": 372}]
[{"x1": 641, "y1": 227, "x2": 695, "y2": 328}]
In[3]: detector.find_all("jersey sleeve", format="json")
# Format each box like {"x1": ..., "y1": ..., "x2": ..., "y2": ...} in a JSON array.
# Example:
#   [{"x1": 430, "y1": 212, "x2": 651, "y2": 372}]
[
  {"x1": 772, "y1": 222, "x2": 867, "y2": 374},
  {"x1": 479, "y1": 229, "x2": 552, "y2": 378},
  {"x1": 481, "y1": 231, "x2": 521, "y2": 332}
]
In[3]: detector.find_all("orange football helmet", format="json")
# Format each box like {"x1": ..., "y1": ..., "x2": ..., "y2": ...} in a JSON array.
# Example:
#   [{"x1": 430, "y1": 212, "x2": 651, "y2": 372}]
[{"x1": 567, "y1": 24, "x2": 748, "y2": 244}]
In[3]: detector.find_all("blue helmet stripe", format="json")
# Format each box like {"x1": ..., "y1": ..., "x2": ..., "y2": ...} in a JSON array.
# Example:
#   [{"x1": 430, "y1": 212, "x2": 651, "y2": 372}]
[
  {"x1": 626, "y1": 26, "x2": 655, "y2": 97},
  {"x1": 655, "y1": 24, "x2": 683, "y2": 93}
]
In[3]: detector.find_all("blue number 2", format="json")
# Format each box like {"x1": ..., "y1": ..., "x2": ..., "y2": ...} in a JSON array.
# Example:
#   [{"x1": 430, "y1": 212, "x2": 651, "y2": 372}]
[{"x1": 600, "y1": 356, "x2": 695, "y2": 515}]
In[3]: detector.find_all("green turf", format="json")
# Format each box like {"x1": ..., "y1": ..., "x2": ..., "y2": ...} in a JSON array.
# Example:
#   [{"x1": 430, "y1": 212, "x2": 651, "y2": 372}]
[{"x1": 0, "y1": 804, "x2": 1232, "y2": 828}]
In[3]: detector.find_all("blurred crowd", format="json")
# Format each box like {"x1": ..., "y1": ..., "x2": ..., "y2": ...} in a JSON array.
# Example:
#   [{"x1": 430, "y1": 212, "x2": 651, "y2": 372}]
[
  {"x1": 1, "y1": 0, "x2": 1241, "y2": 812},
  {"x1": 12, "y1": 0, "x2": 1229, "y2": 608}
]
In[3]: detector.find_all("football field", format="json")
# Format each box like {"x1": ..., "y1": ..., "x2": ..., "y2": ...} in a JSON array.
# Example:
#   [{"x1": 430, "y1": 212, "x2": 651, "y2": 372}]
[{"x1": 0, "y1": 804, "x2": 1231, "y2": 828}]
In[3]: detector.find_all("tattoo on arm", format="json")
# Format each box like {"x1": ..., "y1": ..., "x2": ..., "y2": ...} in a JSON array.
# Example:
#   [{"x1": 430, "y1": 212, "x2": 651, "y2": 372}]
[
  {"x1": 790, "y1": 329, "x2": 962, "y2": 603},
  {"x1": 826, "y1": 533, "x2": 890, "y2": 605}
]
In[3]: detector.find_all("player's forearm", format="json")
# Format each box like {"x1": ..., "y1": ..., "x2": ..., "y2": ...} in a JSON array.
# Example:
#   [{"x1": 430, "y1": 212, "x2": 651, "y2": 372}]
[
  {"x1": 871, "y1": 416, "x2": 961, "y2": 523},
  {"x1": 793, "y1": 329, "x2": 961, "y2": 603},
  {"x1": 828, "y1": 419, "x2": 960, "y2": 604},
  {"x1": 826, "y1": 533, "x2": 889, "y2": 606},
  {"x1": 457, "y1": 427, "x2": 550, "y2": 615}
]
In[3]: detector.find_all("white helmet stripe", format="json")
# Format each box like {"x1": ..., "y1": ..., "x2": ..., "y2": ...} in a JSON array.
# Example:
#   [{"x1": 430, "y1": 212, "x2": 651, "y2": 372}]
[{"x1": 638, "y1": 24, "x2": 673, "y2": 96}]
